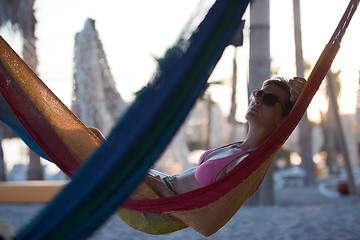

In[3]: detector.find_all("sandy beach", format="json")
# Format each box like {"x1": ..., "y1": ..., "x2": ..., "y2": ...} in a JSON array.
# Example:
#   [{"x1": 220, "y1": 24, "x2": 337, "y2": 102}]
[{"x1": 1, "y1": 185, "x2": 359, "y2": 240}]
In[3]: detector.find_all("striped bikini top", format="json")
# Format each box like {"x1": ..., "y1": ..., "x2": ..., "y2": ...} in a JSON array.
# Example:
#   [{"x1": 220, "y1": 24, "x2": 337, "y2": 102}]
[{"x1": 195, "y1": 142, "x2": 254, "y2": 187}]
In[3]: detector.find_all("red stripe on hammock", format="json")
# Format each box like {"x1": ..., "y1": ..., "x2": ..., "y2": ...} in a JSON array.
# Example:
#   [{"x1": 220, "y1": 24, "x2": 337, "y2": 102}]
[{"x1": 0, "y1": 61, "x2": 81, "y2": 177}]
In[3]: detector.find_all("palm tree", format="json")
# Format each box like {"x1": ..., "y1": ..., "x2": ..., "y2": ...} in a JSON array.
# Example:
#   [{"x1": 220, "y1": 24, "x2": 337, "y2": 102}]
[
  {"x1": 0, "y1": 0, "x2": 43, "y2": 180},
  {"x1": 228, "y1": 48, "x2": 238, "y2": 126},
  {"x1": 0, "y1": 123, "x2": 18, "y2": 181},
  {"x1": 248, "y1": 0, "x2": 274, "y2": 206},
  {"x1": 321, "y1": 70, "x2": 341, "y2": 174},
  {"x1": 226, "y1": 49, "x2": 241, "y2": 144},
  {"x1": 0, "y1": 124, "x2": 4, "y2": 181},
  {"x1": 326, "y1": 71, "x2": 357, "y2": 194},
  {"x1": 292, "y1": 0, "x2": 316, "y2": 185},
  {"x1": 228, "y1": 19, "x2": 245, "y2": 126}
]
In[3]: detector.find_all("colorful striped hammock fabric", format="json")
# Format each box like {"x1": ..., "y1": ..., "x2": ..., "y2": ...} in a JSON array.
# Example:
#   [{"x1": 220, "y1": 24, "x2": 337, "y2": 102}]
[
  {"x1": 0, "y1": 0, "x2": 358, "y2": 239},
  {"x1": 0, "y1": 0, "x2": 251, "y2": 239}
]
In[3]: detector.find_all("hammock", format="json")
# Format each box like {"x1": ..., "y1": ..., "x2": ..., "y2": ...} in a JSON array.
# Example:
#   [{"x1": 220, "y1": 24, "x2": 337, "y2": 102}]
[{"x1": 0, "y1": 0, "x2": 358, "y2": 239}]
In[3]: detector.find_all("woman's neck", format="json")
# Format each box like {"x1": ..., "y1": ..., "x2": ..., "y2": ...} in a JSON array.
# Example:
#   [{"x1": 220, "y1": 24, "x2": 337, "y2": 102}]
[{"x1": 240, "y1": 126, "x2": 275, "y2": 150}]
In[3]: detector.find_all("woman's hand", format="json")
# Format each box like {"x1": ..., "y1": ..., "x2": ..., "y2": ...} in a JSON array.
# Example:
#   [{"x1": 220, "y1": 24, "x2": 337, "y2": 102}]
[{"x1": 289, "y1": 77, "x2": 306, "y2": 102}]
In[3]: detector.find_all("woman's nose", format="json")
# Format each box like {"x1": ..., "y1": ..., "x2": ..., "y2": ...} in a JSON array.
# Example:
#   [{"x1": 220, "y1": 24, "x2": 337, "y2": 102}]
[{"x1": 254, "y1": 97, "x2": 262, "y2": 105}]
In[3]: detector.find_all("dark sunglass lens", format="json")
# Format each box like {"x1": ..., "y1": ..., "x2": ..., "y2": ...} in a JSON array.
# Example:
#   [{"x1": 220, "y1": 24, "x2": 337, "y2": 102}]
[
  {"x1": 263, "y1": 94, "x2": 278, "y2": 106},
  {"x1": 256, "y1": 90, "x2": 262, "y2": 97}
]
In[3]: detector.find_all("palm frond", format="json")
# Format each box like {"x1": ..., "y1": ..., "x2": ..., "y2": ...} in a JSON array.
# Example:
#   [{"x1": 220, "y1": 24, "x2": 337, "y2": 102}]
[{"x1": 0, "y1": 0, "x2": 36, "y2": 37}]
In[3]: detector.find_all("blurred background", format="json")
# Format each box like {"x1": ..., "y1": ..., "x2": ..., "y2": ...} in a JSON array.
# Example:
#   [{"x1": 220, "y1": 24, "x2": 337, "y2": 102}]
[{"x1": 1, "y1": 0, "x2": 360, "y2": 203}]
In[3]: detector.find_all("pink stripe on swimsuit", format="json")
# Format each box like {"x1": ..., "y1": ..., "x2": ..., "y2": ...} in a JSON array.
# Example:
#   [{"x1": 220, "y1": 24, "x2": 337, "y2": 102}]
[{"x1": 195, "y1": 142, "x2": 254, "y2": 187}]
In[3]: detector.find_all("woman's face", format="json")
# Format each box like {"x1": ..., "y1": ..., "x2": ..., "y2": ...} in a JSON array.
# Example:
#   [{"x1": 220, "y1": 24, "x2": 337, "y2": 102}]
[{"x1": 245, "y1": 84, "x2": 288, "y2": 130}]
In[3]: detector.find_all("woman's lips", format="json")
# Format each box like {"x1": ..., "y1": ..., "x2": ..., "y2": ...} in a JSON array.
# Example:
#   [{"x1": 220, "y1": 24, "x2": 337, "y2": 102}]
[{"x1": 249, "y1": 106, "x2": 260, "y2": 113}]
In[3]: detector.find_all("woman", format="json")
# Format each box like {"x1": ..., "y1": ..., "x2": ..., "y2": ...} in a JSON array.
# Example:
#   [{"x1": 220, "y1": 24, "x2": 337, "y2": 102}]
[{"x1": 91, "y1": 77, "x2": 306, "y2": 197}]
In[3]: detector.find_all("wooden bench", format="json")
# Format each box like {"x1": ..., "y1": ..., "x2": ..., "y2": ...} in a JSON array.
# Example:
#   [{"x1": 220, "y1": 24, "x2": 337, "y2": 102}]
[{"x1": 0, "y1": 180, "x2": 68, "y2": 203}]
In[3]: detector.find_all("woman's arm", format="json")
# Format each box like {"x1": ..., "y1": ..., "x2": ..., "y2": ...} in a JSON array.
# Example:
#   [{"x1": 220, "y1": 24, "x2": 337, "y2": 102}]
[
  {"x1": 145, "y1": 167, "x2": 202, "y2": 196},
  {"x1": 143, "y1": 174, "x2": 177, "y2": 197}
]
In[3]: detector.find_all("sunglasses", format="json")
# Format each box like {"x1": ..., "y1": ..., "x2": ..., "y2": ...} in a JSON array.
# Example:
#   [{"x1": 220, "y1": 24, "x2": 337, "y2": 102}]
[{"x1": 250, "y1": 89, "x2": 284, "y2": 110}]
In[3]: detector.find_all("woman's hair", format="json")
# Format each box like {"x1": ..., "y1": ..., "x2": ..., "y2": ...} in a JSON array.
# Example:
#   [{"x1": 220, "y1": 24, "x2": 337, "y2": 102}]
[{"x1": 262, "y1": 77, "x2": 294, "y2": 116}]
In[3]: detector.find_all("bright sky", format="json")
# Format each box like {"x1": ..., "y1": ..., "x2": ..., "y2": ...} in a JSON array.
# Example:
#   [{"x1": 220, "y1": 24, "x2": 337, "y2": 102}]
[{"x1": 1, "y1": 0, "x2": 360, "y2": 123}]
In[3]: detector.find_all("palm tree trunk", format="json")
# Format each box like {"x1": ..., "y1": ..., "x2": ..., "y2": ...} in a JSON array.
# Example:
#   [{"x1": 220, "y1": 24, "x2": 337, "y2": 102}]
[
  {"x1": 27, "y1": 150, "x2": 43, "y2": 180},
  {"x1": 228, "y1": 48, "x2": 238, "y2": 125},
  {"x1": 320, "y1": 111, "x2": 338, "y2": 174},
  {"x1": 0, "y1": 125, "x2": 6, "y2": 181},
  {"x1": 205, "y1": 93, "x2": 212, "y2": 149},
  {"x1": 248, "y1": 0, "x2": 273, "y2": 206},
  {"x1": 326, "y1": 72, "x2": 357, "y2": 194},
  {"x1": 24, "y1": 38, "x2": 43, "y2": 180},
  {"x1": 292, "y1": 0, "x2": 316, "y2": 185},
  {"x1": 228, "y1": 48, "x2": 239, "y2": 143},
  {"x1": 248, "y1": 0, "x2": 271, "y2": 93},
  {"x1": 0, "y1": 0, "x2": 43, "y2": 180},
  {"x1": 23, "y1": 0, "x2": 43, "y2": 180}
]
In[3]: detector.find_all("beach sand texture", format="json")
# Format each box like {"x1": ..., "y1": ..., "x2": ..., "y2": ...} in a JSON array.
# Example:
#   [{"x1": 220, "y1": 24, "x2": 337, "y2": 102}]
[{"x1": 0, "y1": 186, "x2": 359, "y2": 240}]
